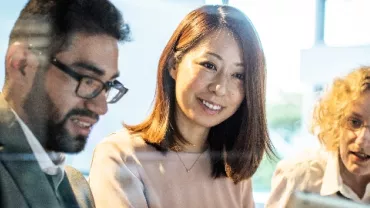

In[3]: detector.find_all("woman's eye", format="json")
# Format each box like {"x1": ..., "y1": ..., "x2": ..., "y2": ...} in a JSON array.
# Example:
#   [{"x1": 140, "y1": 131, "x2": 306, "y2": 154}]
[
  {"x1": 201, "y1": 62, "x2": 216, "y2": 71},
  {"x1": 348, "y1": 118, "x2": 363, "y2": 129},
  {"x1": 233, "y1": 73, "x2": 245, "y2": 80}
]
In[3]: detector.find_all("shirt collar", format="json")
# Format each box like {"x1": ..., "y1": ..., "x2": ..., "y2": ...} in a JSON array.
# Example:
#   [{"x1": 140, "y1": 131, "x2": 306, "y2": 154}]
[
  {"x1": 320, "y1": 150, "x2": 370, "y2": 202},
  {"x1": 11, "y1": 109, "x2": 65, "y2": 176},
  {"x1": 320, "y1": 151, "x2": 342, "y2": 196}
]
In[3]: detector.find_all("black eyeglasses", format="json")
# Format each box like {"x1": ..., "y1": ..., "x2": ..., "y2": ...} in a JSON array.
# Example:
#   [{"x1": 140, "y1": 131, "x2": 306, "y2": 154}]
[{"x1": 51, "y1": 57, "x2": 128, "y2": 104}]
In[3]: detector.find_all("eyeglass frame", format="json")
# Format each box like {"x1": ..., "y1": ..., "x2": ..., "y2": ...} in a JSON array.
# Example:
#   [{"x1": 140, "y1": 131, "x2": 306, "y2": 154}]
[{"x1": 50, "y1": 57, "x2": 128, "y2": 104}]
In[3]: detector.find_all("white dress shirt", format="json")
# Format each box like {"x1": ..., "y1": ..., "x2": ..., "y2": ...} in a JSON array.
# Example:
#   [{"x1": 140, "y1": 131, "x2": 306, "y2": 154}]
[
  {"x1": 12, "y1": 109, "x2": 65, "y2": 189},
  {"x1": 265, "y1": 148, "x2": 370, "y2": 208}
]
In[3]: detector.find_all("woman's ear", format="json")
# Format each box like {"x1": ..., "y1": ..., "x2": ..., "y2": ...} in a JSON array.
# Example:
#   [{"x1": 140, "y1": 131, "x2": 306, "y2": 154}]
[
  {"x1": 169, "y1": 65, "x2": 177, "y2": 80},
  {"x1": 169, "y1": 54, "x2": 179, "y2": 80}
]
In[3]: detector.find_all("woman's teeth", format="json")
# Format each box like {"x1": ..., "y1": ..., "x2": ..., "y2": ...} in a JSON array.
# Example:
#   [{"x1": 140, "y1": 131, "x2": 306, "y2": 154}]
[
  {"x1": 202, "y1": 100, "x2": 221, "y2": 110},
  {"x1": 353, "y1": 152, "x2": 370, "y2": 160}
]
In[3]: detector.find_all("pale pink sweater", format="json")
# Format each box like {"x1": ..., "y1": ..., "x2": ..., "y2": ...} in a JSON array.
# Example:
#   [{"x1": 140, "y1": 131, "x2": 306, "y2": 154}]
[{"x1": 89, "y1": 129, "x2": 255, "y2": 208}]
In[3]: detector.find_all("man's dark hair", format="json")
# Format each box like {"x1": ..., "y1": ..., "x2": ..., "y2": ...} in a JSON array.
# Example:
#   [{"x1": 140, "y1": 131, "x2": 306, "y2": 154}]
[{"x1": 9, "y1": 0, "x2": 130, "y2": 54}]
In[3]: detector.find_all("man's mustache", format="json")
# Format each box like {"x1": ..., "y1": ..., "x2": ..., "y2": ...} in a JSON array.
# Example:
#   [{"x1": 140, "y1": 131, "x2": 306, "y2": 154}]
[{"x1": 64, "y1": 109, "x2": 99, "y2": 121}]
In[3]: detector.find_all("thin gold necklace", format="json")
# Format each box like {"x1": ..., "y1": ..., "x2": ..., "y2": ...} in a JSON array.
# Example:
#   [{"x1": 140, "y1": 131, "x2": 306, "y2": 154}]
[{"x1": 176, "y1": 151, "x2": 204, "y2": 173}]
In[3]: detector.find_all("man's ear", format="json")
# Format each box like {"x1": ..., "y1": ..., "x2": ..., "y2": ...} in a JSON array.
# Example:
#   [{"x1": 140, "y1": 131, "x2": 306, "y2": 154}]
[
  {"x1": 5, "y1": 42, "x2": 38, "y2": 77},
  {"x1": 6, "y1": 42, "x2": 28, "y2": 76}
]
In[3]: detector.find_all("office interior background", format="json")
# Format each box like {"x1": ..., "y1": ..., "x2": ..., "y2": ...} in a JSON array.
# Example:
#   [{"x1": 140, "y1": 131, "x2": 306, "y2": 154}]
[{"x1": 1, "y1": 0, "x2": 370, "y2": 206}]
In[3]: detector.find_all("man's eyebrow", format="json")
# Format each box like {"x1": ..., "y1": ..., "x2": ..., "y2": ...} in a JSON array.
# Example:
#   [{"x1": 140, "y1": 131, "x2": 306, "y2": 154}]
[
  {"x1": 71, "y1": 61, "x2": 120, "y2": 79},
  {"x1": 72, "y1": 62, "x2": 105, "y2": 76},
  {"x1": 111, "y1": 72, "x2": 120, "y2": 80}
]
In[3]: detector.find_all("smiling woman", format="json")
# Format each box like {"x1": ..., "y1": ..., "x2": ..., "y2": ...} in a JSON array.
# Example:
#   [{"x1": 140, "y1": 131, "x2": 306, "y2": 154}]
[
  {"x1": 169, "y1": 29, "x2": 245, "y2": 130},
  {"x1": 89, "y1": 4, "x2": 275, "y2": 208}
]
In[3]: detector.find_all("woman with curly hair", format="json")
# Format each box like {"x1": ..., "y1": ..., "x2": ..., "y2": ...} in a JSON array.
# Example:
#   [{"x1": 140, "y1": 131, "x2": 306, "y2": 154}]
[{"x1": 266, "y1": 66, "x2": 370, "y2": 207}]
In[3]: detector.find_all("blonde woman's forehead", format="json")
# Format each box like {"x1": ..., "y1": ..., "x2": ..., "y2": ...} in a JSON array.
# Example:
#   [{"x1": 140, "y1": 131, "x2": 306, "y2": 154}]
[{"x1": 346, "y1": 91, "x2": 370, "y2": 118}]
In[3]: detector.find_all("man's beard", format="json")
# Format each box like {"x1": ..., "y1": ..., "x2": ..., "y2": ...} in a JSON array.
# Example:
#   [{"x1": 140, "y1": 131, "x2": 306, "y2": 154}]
[
  {"x1": 46, "y1": 108, "x2": 99, "y2": 153},
  {"x1": 23, "y1": 74, "x2": 99, "y2": 153}
]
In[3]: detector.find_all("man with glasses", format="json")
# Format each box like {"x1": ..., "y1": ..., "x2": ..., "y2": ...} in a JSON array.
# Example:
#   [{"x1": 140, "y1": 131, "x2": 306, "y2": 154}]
[
  {"x1": 50, "y1": 57, "x2": 128, "y2": 105},
  {"x1": 0, "y1": 0, "x2": 130, "y2": 207}
]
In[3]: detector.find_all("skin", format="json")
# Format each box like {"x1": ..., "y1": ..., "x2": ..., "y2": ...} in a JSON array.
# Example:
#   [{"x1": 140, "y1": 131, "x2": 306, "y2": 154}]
[
  {"x1": 339, "y1": 90, "x2": 370, "y2": 198},
  {"x1": 4, "y1": 32, "x2": 119, "y2": 153},
  {"x1": 170, "y1": 29, "x2": 245, "y2": 152}
]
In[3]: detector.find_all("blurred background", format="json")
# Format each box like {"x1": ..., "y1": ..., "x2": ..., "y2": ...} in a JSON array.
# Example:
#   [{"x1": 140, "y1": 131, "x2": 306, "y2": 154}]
[{"x1": 1, "y1": 0, "x2": 370, "y2": 206}]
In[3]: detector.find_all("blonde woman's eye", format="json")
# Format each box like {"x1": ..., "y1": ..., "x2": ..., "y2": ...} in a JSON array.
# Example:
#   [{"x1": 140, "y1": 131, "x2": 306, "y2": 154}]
[
  {"x1": 200, "y1": 62, "x2": 216, "y2": 71},
  {"x1": 348, "y1": 118, "x2": 363, "y2": 129}
]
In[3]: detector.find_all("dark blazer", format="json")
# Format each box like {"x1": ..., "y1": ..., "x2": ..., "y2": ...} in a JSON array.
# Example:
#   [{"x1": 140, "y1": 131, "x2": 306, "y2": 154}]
[{"x1": 0, "y1": 94, "x2": 95, "y2": 208}]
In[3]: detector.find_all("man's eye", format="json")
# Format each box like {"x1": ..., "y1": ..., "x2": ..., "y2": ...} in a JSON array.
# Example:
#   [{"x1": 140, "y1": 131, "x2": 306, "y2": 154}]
[
  {"x1": 83, "y1": 78, "x2": 96, "y2": 86},
  {"x1": 201, "y1": 62, "x2": 216, "y2": 71}
]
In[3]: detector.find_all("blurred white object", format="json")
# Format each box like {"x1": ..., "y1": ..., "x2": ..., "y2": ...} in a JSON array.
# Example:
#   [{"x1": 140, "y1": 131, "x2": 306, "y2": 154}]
[{"x1": 287, "y1": 191, "x2": 369, "y2": 208}]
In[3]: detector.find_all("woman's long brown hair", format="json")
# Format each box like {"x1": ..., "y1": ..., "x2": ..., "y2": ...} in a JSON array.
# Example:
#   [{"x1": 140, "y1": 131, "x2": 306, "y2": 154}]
[{"x1": 126, "y1": 5, "x2": 275, "y2": 183}]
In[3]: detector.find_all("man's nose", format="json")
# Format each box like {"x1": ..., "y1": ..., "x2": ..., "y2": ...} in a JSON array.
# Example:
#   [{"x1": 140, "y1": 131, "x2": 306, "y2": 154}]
[{"x1": 85, "y1": 91, "x2": 108, "y2": 116}]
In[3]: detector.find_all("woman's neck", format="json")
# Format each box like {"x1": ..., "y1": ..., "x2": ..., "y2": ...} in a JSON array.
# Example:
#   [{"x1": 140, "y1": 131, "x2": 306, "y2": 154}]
[
  {"x1": 174, "y1": 108, "x2": 210, "y2": 153},
  {"x1": 175, "y1": 127, "x2": 209, "y2": 153}
]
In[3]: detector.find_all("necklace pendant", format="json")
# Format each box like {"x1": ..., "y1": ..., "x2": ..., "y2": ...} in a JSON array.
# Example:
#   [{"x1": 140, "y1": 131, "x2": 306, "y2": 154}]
[{"x1": 176, "y1": 151, "x2": 204, "y2": 173}]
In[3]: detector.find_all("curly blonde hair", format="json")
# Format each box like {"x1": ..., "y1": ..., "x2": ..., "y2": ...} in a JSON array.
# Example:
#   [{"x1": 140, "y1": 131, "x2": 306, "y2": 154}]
[{"x1": 311, "y1": 66, "x2": 370, "y2": 151}]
